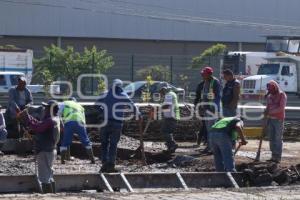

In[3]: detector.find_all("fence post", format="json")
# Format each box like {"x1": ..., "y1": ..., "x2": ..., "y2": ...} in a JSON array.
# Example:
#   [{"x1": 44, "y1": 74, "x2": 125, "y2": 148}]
[
  {"x1": 131, "y1": 54, "x2": 134, "y2": 82},
  {"x1": 91, "y1": 52, "x2": 95, "y2": 95},
  {"x1": 170, "y1": 55, "x2": 173, "y2": 84}
]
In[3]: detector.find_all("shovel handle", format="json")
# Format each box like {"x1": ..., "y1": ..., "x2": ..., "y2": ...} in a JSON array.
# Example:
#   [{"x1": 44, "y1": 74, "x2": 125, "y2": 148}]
[
  {"x1": 255, "y1": 118, "x2": 268, "y2": 161},
  {"x1": 234, "y1": 143, "x2": 242, "y2": 156}
]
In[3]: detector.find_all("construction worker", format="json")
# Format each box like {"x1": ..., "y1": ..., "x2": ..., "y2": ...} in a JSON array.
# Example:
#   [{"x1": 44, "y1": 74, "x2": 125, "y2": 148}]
[
  {"x1": 222, "y1": 69, "x2": 240, "y2": 117},
  {"x1": 22, "y1": 100, "x2": 60, "y2": 193},
  {"x1": 210, "y1": 116, "x2": 247, "y2": 172},
  {"x1": 0, "y1": 105, "x2": 7, "y2": 155},
  {"x1": 160, "y1": 85, "x2": 180, "y2": 153},
  {"x1": 97, "y1": 79, "x2": 141, "y2": 173},
  {"x1": 265, "y1": 80, "x2": 287, "y2": 163},
  {"x1": 58, "y1": 97, "x2": 95, "y2": 164},
  {"x1": 5, "y1": 76, "x2": 33, "y2": 138},
  {"x1": 194, "y1": 66, "x2": 221, "y2": 153}
]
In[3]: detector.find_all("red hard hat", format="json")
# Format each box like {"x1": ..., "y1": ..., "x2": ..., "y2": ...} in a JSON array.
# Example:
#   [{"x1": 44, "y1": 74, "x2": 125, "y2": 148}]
[{"x1": 201, "y1": 66, "x2": 213, "y2": 75}]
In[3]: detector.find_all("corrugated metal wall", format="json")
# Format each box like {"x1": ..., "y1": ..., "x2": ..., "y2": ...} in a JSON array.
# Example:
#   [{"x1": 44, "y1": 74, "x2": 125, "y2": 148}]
[{"x1": 1, "y1": 0, "x2": 300, "y2": 42}]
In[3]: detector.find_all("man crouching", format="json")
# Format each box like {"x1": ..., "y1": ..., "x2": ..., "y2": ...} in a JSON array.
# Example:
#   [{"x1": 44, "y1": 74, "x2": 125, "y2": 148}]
[
  {"x1": 210, "y1": 116, "x2": 247, "y2": 172},
  {"x1": 22, "y1": 100, "x2": 60, "y2": 193}
]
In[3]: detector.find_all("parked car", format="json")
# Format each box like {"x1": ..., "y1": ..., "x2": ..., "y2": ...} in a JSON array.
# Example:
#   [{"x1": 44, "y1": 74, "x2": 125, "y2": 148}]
[{"x1": 123, "y1": 81, "x2": 185, "y2": 102}]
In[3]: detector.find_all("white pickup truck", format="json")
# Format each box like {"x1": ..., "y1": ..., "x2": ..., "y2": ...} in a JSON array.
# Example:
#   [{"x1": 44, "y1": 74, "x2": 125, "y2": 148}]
[{"x1": 0, "y1": 72, "x2": 60, "y2": 94}]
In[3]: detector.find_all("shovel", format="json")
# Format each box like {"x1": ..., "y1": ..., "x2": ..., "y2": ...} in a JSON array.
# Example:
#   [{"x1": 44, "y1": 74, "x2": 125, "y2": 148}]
[
  {"x1": 234, "y1": 142, "x2": 243, "y2": 157},
  {"x1": 255, "y1": 118, "x2": 268, "y2": 162}
]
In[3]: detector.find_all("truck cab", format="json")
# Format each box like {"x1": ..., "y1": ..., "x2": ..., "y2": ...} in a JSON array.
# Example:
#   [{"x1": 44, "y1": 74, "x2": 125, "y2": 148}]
[{"x1": 242, "y1": 61, "x2": 298, "y2": 98}]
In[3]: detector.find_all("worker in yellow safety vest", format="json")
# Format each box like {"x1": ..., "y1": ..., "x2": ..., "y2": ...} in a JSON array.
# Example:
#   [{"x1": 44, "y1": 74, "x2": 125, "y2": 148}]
[
  {"x1": 194, "y1": 66, "x2": 221, "y2": 153},
  {"x1": 58, "y1": 97, "x2": 95, "y2": 164}
]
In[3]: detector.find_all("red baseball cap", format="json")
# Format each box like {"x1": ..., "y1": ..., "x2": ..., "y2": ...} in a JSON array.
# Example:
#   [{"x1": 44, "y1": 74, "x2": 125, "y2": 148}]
[{"x1": 201, "y1": 66, "x2": 213, "y2": 75}]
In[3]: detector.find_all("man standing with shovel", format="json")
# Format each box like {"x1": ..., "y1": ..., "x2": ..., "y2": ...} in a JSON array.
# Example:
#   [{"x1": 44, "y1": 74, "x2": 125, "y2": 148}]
[
  {"x1": 263, "y1": 80, "x2": 287, "y2": 163},
  {"x1": 21, "y1": 100, "x2": 61, "y2": 193},
  {"x1": 160, "y1": 85, "x2": 180, "y2": 153},
  {"x1": 97, "y1": 79, "x2": 142, "y2": 173}
]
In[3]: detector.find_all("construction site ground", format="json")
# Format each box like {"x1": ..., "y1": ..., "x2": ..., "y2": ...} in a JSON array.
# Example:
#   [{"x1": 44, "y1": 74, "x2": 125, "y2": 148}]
[
  {"x1": 1, "y1": 186, "x2": 300, "y2": 200},
  {"x1": 1, "y1": 138, "x2": 300, "y2": 175},
  {"x1": 1, "y1": 137, "x2": 300, "y2": 199}
]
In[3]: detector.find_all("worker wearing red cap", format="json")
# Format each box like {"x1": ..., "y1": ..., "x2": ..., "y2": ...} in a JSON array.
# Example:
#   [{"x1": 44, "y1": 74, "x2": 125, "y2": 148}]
[
  {"x1": 194, "y1": 66, "x2": 221, "y2": 153},
  {"x1": 264, "y1": 80, "x2": 287, "y2": 163}
]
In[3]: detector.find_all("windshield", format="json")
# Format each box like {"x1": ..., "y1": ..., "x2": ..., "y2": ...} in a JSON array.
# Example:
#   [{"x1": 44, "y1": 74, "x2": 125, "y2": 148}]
[
  {"x1": 257, "y1": 64, "x2": 280, "y2": 75},
  {"x1": 123, "y1": 82, "x2": 145, "y2": 93}
]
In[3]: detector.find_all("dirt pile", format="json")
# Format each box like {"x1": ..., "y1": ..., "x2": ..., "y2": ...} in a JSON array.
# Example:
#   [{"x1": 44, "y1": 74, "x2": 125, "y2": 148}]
[
  {"x1": 85, "y1": 104, "x2": 201, "y2": 142},
  {"x1": 284, "y1": 121, "x2": 300, "y2": 138},
  {"x1": 237, "y1": 162, "x2": 300, "y2": 187}
]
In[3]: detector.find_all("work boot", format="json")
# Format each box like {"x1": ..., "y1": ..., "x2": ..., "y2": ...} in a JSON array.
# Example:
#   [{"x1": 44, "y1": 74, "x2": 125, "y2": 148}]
[
  {"x1": 167, "y1": 143, "x2": 178, "y2": 153},
  {"x1": 202, "y1": 146, "x2": 212, "y2": 155},
  {"x1": 100, "y1": 162, "x2": 108, "y2": 173},
  {"x1": 165, "y1": 142, "x2": 178, "y2": 154},
  {"x1": 60, "y1": 150, "x2": 68, "y2": 164},
  {"x1": 86, "y1": 148, "x2": 96, "y2": 164},
  {"x1": 106, "y1": 163, "x2": 120, "y2": 173},
  {"x1": 41, "y1": 183, "x2": 53, "y2": 193},
  {"x1": 51, "y1": 180, "x2": 56, "y2": 193},
  {"x1": 66, "y1": 146, "x2": 75, "y2": 161}
]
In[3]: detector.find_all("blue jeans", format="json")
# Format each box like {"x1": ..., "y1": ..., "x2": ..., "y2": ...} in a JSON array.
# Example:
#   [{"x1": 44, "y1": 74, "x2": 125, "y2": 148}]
[
  {"x1": 209, "y1": 131, "x2": 235, "y2": 172},
  {"x1": 267, "y1": 118, "x2": 284, "y2": 161},
  {"x1": 222, "y1": 107, "x2": 237, "y2": 117},
  {"x1": 161, "y1": 118, "x2": 177, "y2": 147},
  {"x1": 101, "y1": 120, "x2": 123, "y2": 164},
  {"x1": 0, "y1": 129, "x2": 7, "y2": 141},
  {"x1": 61, "y1": 121, "x2": 92, "y2": 149},
  {"x1": 204, "y1": 112, "x2": 217, "y2": 149}
]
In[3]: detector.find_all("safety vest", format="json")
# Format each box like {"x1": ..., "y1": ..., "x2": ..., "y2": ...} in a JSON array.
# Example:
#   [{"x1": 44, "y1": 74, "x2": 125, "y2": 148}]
[
  {"x1": 165, "y1": 91, "x2": 180, "y2": 120},
  {"x1": 62, "y1": 101, "x2": 86, "y2": 124},
  {"x1": 201, "y1": 79, "x2": 215, "y2": 101},
  {"x1": 211, "y1": 117, "x2": 242, "y2": 140}
]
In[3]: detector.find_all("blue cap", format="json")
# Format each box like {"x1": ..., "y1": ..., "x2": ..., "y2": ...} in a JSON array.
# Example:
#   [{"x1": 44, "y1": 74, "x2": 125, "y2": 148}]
[
  {"x1": 113, "y1": 79, "x2": 123, "y2": 88},
  {"x1": 68, "y1": 97, "x2": 77, "y2": 102},
  {"x1": 42, "y1": 100, "x2": 58, "y2": 107}
]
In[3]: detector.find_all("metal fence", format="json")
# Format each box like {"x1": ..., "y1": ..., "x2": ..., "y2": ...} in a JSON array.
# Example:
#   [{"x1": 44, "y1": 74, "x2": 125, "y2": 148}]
[
  {"x1": 104, "y1": 53, "x2": 223, "y2": 92},
  {"x1": 33, "y1": 50, "x2": 223, "y2": 94}
]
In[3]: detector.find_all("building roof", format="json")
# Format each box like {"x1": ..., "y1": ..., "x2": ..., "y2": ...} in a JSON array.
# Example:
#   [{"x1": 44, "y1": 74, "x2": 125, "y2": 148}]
[{"x1": 1, "y1": 0, "x2": 300, "y2": 43}]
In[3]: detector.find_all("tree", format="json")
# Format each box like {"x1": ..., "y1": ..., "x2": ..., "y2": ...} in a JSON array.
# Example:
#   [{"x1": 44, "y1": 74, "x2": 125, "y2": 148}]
[
  {"x1": 0, "y1": 44, "x2": 20, "y2": 49},
  {"x1": 192, "y1": 44, "x2": 227, "y2": 68},
  {"x1": 33, "y1": 45, "x2": 114, "y2": 93},
  {"x1": 177, "y1": 74, "x2": 189, "y2": 91},
  {"x1": 137, "y1": 65, "x2": 171, "y2": 82},
  {"x1": 141, "y1": 75, "x2": 154, "y2": 103}
]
